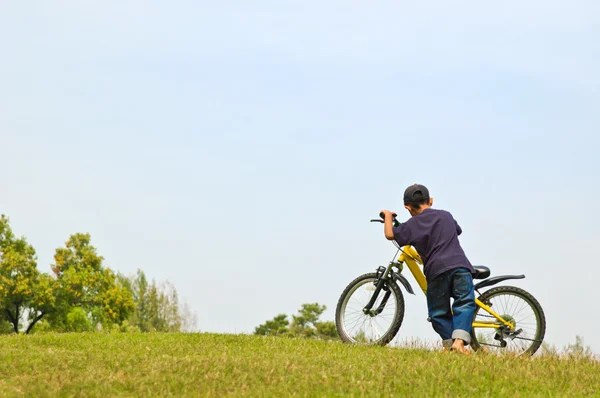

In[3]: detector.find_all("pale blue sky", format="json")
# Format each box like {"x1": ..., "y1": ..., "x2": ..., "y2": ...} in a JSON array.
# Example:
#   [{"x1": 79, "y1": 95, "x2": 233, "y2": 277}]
[{"x1": 1, "y1": 1, "x2": 599, "y2": 351}]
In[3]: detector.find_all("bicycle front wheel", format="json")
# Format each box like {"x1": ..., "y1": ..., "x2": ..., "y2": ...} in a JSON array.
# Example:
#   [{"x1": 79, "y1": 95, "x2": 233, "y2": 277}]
[
  {"x1": 470, "y1": 286, "x2": 546, "y2": 356},
  {"x1": 335, "y1": 273, "x2": 405, "y2": 346}
]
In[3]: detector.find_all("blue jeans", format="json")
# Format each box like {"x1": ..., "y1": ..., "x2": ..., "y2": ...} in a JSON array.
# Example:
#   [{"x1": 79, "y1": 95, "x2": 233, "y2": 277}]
[{"x1": 426, "y1": 268, "x2": 476, "y2": 345}]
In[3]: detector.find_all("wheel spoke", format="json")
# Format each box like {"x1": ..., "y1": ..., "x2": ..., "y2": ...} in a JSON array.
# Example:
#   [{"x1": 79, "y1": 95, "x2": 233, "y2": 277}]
[
  {"x1": 471, "y1": 287, "x2": 544, "y2": 356},
  {"x1": 337, "y1": 275, "x2": 404, "y2": 345}
]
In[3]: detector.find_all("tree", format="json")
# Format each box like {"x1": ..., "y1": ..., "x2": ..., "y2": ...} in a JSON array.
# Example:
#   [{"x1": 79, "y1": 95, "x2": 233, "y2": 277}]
[
  {"x1": 119, "y1": 270, "x2": 195, "y2": 332},
  {"x1": 48, "y1": 233, "x2": 134, "y2": 330},
  {"x1": 26, "y1": 273, "x2": 58, "y2": 333},
  {"x1": 0, "y1": 215, "x2": 193, "y2": 334},
  {"x1": 0, "y1": 215, "x2": 58, "y2": 334},
  {"x1": 65, "y1": 307, "x2": 94, "y2": 332},
  {"x1": 564, "y1": 335, "x2": 594, "y2": 359},
  {"x1": 146, "y1": 281, "x2": 181, "y2": 332},
  {"x1": 180, "y1": 301, "x2": 199, "y2": 333},
  {"x1": 254, "y1": 303, "x2": 337, "y2": 339},
  {"x1": 315, "y1": 321, "x2": 338, "y2": 339},
  {"x1": 290, "y1": 303, "x2": 326, "y2": 338},
  {"x1": 254, "y1": 314, "x2": 289, "y2": 336}
]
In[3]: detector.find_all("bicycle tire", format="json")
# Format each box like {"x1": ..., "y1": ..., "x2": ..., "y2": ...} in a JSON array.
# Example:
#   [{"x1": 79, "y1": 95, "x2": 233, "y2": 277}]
[
  {"x1": 335, "y1": 272, "x2": 405, "y2": 346},
  {"x1": 470, "y1": 285, "x2": 546, "y2": 356}
]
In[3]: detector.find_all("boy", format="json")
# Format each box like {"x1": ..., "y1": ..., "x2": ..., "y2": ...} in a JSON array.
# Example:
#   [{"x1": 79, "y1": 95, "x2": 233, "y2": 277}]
[{"x1": 380, "y1": 184, "x2": 476, "y2": 354}]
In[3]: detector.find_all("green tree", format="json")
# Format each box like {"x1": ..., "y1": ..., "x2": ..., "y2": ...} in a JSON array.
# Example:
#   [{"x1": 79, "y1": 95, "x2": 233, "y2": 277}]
[
  {"x1": 0, "y1": 215, "x2": 191, "y2": 334},
  {"x1": 290, "y1": 303, "x2": 326, "y2": 337},
  {"x1": 564, "y1": 335, "x2": 594, "y2": 359},
  {"x1": 254, "y1": 314, "x2": 289, "y2": 336},
  {"x1": 255, "y1": 303, "x2": 336, "y2": 339},
  {"x1": 0, "y1": 215, "x2": 58, "y2": 334},
  {"x1": 315, "y1": 321, "x2": 338, "y2": 339},
  {"x1": 48, "y1": 233, "x2": 134, "y2": 330},
  {"x1": 65, "y1": 307, "x2": 94, "y2": 332},
  {"x1": 120, "y1": 270, "x2": 193, "y2": 332},
  {"x1": 26, "y1": 273, "x2": 58, "y2": 333}
]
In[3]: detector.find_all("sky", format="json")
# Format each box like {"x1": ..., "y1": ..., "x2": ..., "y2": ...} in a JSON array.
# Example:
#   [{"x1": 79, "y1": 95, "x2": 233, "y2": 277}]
[{"x1": 1, "y1": 1, "x2": 599, "y2": 352}]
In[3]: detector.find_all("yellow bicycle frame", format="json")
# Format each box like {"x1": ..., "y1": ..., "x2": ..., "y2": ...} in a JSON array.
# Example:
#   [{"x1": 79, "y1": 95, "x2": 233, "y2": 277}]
[{"x1": 396, "y1": 246, "x2": 515, "y2": 330}]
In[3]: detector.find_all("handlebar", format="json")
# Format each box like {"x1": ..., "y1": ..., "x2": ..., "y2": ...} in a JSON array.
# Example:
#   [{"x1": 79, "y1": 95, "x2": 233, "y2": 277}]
[{"x1": 370, "y1": 213, "x2": 398, "y2": 224}]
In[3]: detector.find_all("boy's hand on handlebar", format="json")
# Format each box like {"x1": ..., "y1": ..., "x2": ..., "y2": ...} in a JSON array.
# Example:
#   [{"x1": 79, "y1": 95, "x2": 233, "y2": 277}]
[
  {"x1": 379, "y1": 210, "x2": 397, "y2": 220},
  {"x1": 380, "y1": 210, "x2": 397, "y2": 240}
]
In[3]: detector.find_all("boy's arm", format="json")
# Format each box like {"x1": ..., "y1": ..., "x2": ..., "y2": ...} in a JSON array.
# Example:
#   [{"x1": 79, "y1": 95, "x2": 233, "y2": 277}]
[
  {"x1": 381, "y1": 210, "x2": 396, "y2": 240},
  {"x1": 381, "y1": 210, "x2": 412, "y2": 245}
]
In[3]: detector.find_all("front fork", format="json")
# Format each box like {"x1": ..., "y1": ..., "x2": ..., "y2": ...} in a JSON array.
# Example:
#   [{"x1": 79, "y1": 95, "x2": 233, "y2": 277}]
[{"x1": 363, "y1": 263, "x2": 396, "y2": 316}]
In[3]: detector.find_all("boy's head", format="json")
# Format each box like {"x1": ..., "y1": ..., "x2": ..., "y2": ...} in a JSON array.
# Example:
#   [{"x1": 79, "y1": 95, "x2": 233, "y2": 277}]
[{"x1": 403, "y1": 184, "x2": 433, "y2": 216}]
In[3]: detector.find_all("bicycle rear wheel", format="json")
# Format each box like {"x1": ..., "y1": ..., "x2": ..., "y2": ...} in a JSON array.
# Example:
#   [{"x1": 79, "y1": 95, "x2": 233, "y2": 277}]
[
  {"x1": 335, "y1": 273, "x2": 405, "y2": 346},
  {"x1": 470, "y1": 286, "x2": 546, "y2": 356}
]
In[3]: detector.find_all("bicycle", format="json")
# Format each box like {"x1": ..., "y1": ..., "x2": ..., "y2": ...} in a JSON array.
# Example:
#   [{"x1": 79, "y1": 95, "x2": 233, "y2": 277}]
[{"x1": 335, "y1": 214, "x2": 546, "y2": 355}]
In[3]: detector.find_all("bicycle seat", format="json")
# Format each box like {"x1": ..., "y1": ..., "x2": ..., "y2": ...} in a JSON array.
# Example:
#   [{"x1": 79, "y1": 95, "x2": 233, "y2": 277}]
[{"x1": 472, "y1": 266, "x2": 490, "y2": 280}]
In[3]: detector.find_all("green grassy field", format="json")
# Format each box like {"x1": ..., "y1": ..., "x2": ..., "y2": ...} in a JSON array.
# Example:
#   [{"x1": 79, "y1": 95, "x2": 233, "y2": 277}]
[{"x1": 0, "y1": 333, "x2": 597, "y2": 397}]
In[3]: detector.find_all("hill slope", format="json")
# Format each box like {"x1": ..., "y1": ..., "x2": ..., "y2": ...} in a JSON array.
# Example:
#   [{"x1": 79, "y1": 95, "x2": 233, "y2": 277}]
[{"x1": 0, "y1": 333, "x2": 597, "y2": 396}]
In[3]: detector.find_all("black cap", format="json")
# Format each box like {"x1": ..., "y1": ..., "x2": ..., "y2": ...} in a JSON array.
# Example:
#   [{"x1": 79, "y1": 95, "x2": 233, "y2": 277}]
[{"x1": 403, "y1": 184, "x2": 430, "y2": 206}]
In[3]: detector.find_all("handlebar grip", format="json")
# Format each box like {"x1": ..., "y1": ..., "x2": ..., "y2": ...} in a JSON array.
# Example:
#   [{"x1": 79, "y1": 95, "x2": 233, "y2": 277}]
[{"x1": 379, "y1": 212, "x2": 398, "y2": 219}]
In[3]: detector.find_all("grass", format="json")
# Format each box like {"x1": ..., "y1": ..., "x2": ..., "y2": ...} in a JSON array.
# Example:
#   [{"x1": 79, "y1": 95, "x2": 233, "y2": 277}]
[{"x1": 0, "y1": 333, "x2": 598, "y2": 397}]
